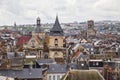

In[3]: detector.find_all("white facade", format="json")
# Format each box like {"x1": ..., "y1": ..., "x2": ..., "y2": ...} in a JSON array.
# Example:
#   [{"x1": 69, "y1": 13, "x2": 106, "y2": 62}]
[
  {"x1": 47, "y1": 73, "x2": 65, "y2": 80},
  {"x1": 0, "y1": 76, "x2": 14, "y2": 80}
]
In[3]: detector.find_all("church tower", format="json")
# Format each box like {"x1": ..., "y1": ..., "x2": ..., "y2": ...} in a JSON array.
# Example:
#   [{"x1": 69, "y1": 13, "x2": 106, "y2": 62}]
[
  {"x1": 87, "y1": 20, "x2": 96, "y2": 38},
  {"x1": 32, "y1": 17, "x2": 45, "y2": 38},
  {"x1": 35, "y1": 17, "x2": 42, "y2": 33},
  {"x1": 48, "y1": 16, "x2": 66, "y2": 63},
  {"x1": 88, "y1": 20, "x2": 94, "y2": 29},
  {"x1": 25, "y1": 17, "x2": 45, "y2": 59}
]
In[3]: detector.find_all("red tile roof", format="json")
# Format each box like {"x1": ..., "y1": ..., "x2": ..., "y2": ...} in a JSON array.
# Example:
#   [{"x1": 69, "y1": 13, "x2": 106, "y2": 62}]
[
  {"x1": 16, "y1": 36, "x2": 31, "y2": 45},
  {"x1": 73, "y1": 50, "x2": 80, "y2": 58}
]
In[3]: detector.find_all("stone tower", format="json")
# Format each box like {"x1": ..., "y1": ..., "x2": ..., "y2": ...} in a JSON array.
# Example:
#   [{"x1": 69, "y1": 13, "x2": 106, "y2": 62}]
[
  {"x1": 87, "y1": 20, "x2": 96, "y2": 38},
  {"x1": 49, "y1": 16, "x2": 66, "y2": 63}
]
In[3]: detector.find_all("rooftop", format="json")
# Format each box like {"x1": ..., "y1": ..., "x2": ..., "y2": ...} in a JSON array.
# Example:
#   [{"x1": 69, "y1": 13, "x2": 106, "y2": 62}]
[
  {"x1": 49, "y1": 16, "x2": 64, "y2": 36},
  {"x1": 16, "y1": 35, "x2": 31, "y2": 45},
  {"x1": 0, "y1": 68, "x2": 43, "y2": 79},
  {"x1": 62, "y1": 70, "x2": 105, "y2": 80},
  {"x1": 48, "y1": 64, "x2": 67, "y2": 73},
  {"x1": 36, "y1": 59, "x2": 56, "y2": 65}
]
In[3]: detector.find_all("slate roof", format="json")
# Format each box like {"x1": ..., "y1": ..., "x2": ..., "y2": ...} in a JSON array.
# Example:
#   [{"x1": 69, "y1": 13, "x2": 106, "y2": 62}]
[
  {"x1": 7, "y1": 52, "x2": 15, "y2": 59},
  {"x1": 81, "y1": 43, "x2": 94, "y2": 53},
  {"x1": 78, "y1": 52, "x2": 88, "y2": 61},
  {"x1": 49, "y1": 16, "x2": 64, "y2": 36},
  {"x1": 48, "y1": 64, "x2": 67, "y2": 73},
  {"x1": 7, "y1": 52, "x2": 25, "y2": 59},
  {"x1": 81, "y1": 43, "x2": 93, "y2": 49},
  {"x1": 0, "y1": 69, "x2": 43, "y2": 79},
  {"x1": 68, "y1": 63, "x2": 78, "y2": 69},
  {"x1": 35, "y1": 26, "x2": 42, "y2": 33},
  {"x1": 36, "y1": 59, "x2": 56, "y2": 65}
]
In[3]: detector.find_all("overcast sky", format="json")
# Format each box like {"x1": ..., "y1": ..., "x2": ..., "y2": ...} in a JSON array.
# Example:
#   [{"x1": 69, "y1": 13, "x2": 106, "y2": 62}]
[{"x1": 0, "y1": 0, "x2": 120, "y2": 25}]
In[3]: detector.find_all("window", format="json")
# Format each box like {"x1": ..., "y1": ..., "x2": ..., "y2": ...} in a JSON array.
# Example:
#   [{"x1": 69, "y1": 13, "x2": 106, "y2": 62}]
[
  {"x1": 57, "y1": 75, "x2": 60, "y2": 80},
  {"x1": 54, "y1": 38, "x2": 58, "y2": 47},
  {"x1": 96, "y1": 62, "x2": 99, "y2": 66},
  {"x1": 49, "y1": 76, "x2": 51, "y2": 80},
  {"x1": 93, "y1": 62, "x2": 95, "y2": 66},
  {"x1": 53, "y1": 75, "x2": 55, "y2": 80},
  {"x1": 40, "y1": 50, "x2": 41, "y2": 57}
]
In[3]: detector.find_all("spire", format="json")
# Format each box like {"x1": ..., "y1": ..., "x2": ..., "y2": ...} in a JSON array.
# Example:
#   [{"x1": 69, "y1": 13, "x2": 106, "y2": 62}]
[
  {"x1": 54, "y1": 15, "x2": 60, "y2": 28},
  {"x1": 50, "y1": 15, "x2": 64, "y2": 36},
  {"x1": 14, "y1": 22, "x2": 18, "y2": 31},
  {"x1": 14, "y1": 22, "x2": 16, "y2": 27}
]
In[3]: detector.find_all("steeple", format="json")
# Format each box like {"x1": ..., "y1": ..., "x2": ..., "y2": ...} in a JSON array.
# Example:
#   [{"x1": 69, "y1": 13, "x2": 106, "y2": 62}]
[
  {"x1": 14, "y1": 22, "x2": 17, "y2": 31},
  {"x1": 35, "y1": 16, "x2": 42, "y2": 33},
  {"x1": 14, "y1": 22, "x2": 16, "y2": 27},
  {"x1": 50, "y1": 16, "x2": 64, "y2": 36}
]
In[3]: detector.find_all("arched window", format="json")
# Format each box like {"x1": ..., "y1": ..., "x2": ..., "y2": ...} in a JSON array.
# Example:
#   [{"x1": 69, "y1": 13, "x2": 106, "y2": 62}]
[{"x1": 54, "y1": 38, "x2": 58, "y2": 47}]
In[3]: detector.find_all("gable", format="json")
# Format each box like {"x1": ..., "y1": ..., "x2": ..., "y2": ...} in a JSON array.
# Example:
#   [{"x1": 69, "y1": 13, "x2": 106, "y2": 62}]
[{"x1": 25, "y1": 36, "x2": 43, "y2": 48}]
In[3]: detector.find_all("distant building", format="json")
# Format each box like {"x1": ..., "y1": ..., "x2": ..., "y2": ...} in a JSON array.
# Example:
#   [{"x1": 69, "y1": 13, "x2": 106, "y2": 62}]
[{"x1": 87, "y1": 20, "x2": 96, "y2": 38}]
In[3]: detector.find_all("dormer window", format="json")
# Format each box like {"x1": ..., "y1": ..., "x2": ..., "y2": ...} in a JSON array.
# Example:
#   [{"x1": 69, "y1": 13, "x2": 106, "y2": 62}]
[{"x1": 54, "y1": 38, "x2": 58, "y2": 47}]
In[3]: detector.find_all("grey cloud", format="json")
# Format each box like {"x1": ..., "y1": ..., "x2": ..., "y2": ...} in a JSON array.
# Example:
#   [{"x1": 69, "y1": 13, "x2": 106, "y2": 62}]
[{"x1": 0, "y1": 0, "x2": 120, "y2": 25}]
